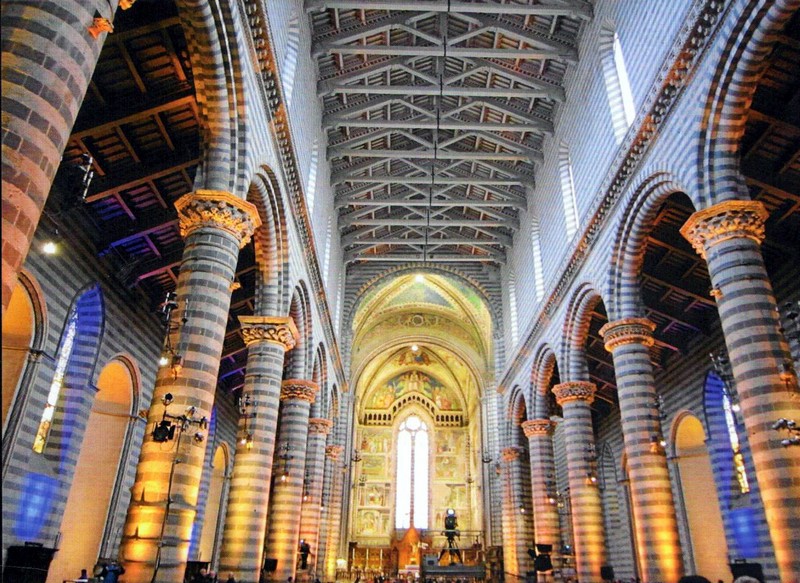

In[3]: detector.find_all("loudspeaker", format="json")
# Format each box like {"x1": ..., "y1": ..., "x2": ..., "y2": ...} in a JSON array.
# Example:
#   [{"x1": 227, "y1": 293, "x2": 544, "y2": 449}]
[
  {"x1": 534, "y1": 554, "x2": 553, "y2": 572},
  {"x1": 264, "y1": 558, "x2": 278, "y2": 573},
  {"x1": 2, "y1": 545, "x2": 57, "y2": 583},
  {"x1": 729, "y1": 562, "x2": 764, "y2": 583},
  {"x1": 600, "y1": 565, "x2": 615, "y2": 581}
]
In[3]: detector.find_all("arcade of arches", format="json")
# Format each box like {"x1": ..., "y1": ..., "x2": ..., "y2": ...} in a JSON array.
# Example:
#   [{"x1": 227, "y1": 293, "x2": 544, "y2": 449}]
[{"x1": 2, "y1": 2, "x2": 799, "y2": 583}]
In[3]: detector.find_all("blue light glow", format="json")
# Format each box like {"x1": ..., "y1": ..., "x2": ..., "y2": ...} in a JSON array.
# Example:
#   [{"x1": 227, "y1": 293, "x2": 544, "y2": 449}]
[{"x1": 14, "y1": 473, "x2": 59, "y2": 540}]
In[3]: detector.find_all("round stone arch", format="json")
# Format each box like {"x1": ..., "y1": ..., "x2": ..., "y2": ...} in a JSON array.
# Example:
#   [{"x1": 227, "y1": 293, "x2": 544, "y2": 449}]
[
  {"x1": 247, "y1": 167, "x2": 290, "y2": 318},
  {"x1": 505, "y1": 386, "x2": 529, "y2": 449},
  {"x1": 285, "y1": 282, "x2": 313, "y2": 380},
  {"x1": 530, "y1": 344, "x2": 560, "y2": 421},
  {"x1": 177, "y1": 0, "x2": 250, "y2": 194},
  {"x1": 560, "y1": 282, "x2": 606, "y2": 383},
  {"x1": 605, "y1": 170, "x2": 695, "y2": 321},
  {"x1": 698, "y1": 0, "x2": 799, "y2": 206},
  {"x1": 310, "y1": 342, "x2": 329, "y2": 419}
]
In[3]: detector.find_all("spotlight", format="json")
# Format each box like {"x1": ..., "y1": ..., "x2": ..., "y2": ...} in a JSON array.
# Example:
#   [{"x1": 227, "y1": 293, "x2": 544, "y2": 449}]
[
  {"x1": 153, "y1": 420, "x2": 175, "y2": 443},
  {"x1": 162, "y1": 393, "x2": 174, "y2": 406},
  {"x1": 280, "y1": 471, "x2": 288, "y2": 482},
  {"x1": 731, "y1": 402, "x2": 741, "y2": 413},
  {"x1": 411, "y1": 344, "x2": 419, "y2": 352},
  {"x1": 415, "y1": 274, "x2": 424, "y2": 283},
  {"x1": 519, "y1": 506, "x2": 526, "y2": 514},
  {"x1": 193, "y1": 432, "x2": 205, "y2": 443},
  {"x1": 42, "y1": 241, "x2": 58, "y2": 255},
  {"x1": 185, "y1": 405, "x2": 197, "y2": 416},
  {"x1": 158, "y1": 355, "x2": 170, "y2": 367}
]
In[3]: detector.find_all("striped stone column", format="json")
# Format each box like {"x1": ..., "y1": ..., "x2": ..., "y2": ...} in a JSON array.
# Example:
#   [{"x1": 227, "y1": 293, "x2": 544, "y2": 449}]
[
  {"x1": 500, "y1": 447, "x2": 520, "y2": 576},
  {"x1": 599, "y1": 318, "x2": 683, "y2": 582},
  {"x1": 298, "y1": 417, "x2": 333, "y2": 580},
  {"x1": 264, "y1": 380, "x2": 318, "y2": 582},
  {"x1": 682, "y1": 200, "x2": 800, "y2": 582},
  {"x1": 323, "y1": 445, "x2": 344, "y2": 581},
  {"x1": 218, "y1": 316, "x2": 298, "y2": 583},
  {"x1": 522, "y1": 419, "x2": 562, "y2": 571},
  {"x1": 553, "y1": 381, "x2": 606, "y2": 583},
  {"x1": 510, "y1": 446, "x2": 535, "y2": 576},
  {"x1": 1, "y1": 0, "x2": 121, "y2": 314},
  {"x1": 119, "y1": 191, "x2": 260, "y2": 583}
]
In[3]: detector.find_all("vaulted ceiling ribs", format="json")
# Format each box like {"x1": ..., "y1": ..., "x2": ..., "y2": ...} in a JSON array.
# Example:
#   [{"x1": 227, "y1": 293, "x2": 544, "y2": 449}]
[{"x1": 308, "y1": 0, "x2": 591, "y2": 265}]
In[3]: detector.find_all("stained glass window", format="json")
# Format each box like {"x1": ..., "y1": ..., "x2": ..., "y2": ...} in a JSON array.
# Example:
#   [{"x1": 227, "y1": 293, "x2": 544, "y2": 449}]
[
  {"x1": 395, "y1": 415, "x2": 429, "y2": 528},
  {"x1": 33, "y1": 309, "x2": 78, "y2": 453}
]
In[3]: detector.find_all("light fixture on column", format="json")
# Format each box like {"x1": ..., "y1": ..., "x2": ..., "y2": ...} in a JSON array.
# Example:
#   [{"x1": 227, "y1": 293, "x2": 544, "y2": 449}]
[
  {"x1": 585, "y1": 473, "x2": 598, "y2": 486},
  {"x1": 650, "y1": 393, "x2": 668, "y2": 453},
  {"x1": 149, "y1": 392, "x2": 208, "y2": 583},
  {"x1": 710, "y1": 351, "x2": 740, "y2": 412},
  {"x1": 351, "y1": 448, "x2": 362, "y2": 464},
  {"x1": 277, "y1": 441, "x2": 292, "y2": 482},
  {"x1": 357, "y1": 474, "x2": 367, "y2": 489},
  {"x1": 158, "y1": 291, "x2": 189, "y2": 379},
  {"x1": 772, "y1": 418, "x2": 800, "y2": 447},
  {"x1": 238, "y1": 392, "x2": 257, "y2": 450},
  {"x1": 303, "y1": 471, "x2": 311, "y2": 502}
]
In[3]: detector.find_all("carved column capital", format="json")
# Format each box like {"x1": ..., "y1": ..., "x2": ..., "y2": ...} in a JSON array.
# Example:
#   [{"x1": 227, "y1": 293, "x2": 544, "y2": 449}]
[
  {"x1": 679, "y1": 200, "x2": 767, "y2": 259},
  {"x1": 599, "y1": 317, "x2": 656, "y2": 352},
  {"x1": 553, "y1": 381, "x2": 596, "y2": 405},
  {"x1": 238, "y1": 315, "x2": 298, "y2": 351},
  {"x1": 309, "y1": 418, "x2": 333, "y2": 435},
  {"x1": 522, "y1": 419, "x2": 555, "y2": 438},
  {"x1": 175, "y1": 190, "x2": 261, "y2": 248},
  {"x1": 501, "y1": 446, "x2": 522, "y2": 462},
  {"x1": 325, "y1": 445, "x2": 344, "y2": 460},
  {"x1": 280, "y1": 379, "x2": 318, "y2": 403}
]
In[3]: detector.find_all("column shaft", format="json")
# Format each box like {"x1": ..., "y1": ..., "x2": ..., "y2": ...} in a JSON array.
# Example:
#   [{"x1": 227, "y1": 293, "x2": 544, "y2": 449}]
[
  {"x1": 600, "y1": 319, "x2": 683, "y2": 582},
  {"x1": 682, "y1": 201, "x2": 800, "y2": 582},
  {"x1": 219, "y1": 317, "x2": 297, "y2": 583},
  {"x1": 523, "y1": 420, "x2": 562, "y2": 571},
  {"x1": 554, "y1": 382, "x2": 606, "y2": 583},
  {"x1": 298, "y1": 418, "x2": 333, "y2": 579},
  {"x1": 500, "y1": 448, "x2": 520, "y2": 576},
  {"x1": 2, "y1": 0, "x2": 118, "y2": 313},
  {"x1": 119, "y1": 192, "x2": 259, "y2": 583},
  {"x1": 323, "y1": 446, "x2": 345, "y2": 581},
  {"x1": 265, "y1": 381, "x2": 317, "y2": 582}
]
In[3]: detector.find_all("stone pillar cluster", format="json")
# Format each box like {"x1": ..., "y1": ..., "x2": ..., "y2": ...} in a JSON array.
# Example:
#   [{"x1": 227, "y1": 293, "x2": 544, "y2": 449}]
[
  {"x1": 119, "y1": 191, "x2": 260, "y2": 583},
  {"x1": 298, "y1": 417, "x2": 333, "y2": 578}
]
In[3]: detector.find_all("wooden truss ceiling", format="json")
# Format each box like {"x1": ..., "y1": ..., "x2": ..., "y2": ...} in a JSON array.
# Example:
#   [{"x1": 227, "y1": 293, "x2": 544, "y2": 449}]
[
  {"x1": 44, "y1": 4, "x2": 798, "y2": 398},
  {"x1": 308, "y1": 0, "x2": 590, "y2": 265}
]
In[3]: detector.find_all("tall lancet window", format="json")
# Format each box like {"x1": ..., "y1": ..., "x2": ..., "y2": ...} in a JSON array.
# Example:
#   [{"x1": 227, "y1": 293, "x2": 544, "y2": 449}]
[{"x1": 395, "y1": 415, "x2": 429, "y2": 529}]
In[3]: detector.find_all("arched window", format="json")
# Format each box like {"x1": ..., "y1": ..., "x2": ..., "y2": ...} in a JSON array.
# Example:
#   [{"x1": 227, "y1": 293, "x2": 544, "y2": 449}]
[
  {"x1": 307, "y1": 140, "x2": 319, "y2": 215},
  {"x1": 33, "y1": 308, "x2": 78, "y2": 453},
  {"x1": 508, "y1": 271, "x2": 519, "y2": 347},
  {"x1": 600, "y1": 28, "x2": 636, "y2": 143},
  {"x1": 283, "y1": 12, "x2": 301, "y2": 107},
  {"x1": 334, "y1": 270, "x2": 344, "y2": 333},
  {"x1": 530, "y1": 217, "x2": 545, "y2": 301},
  {"x1": 558, "y1": 144, "x2": 579, "y2": 239},
  {"x1": 323, "y1": 215, "x2": 333, "y2": 284},
  {"x1": 395, "y1": 415, "x2": 429, "y2": 529}
]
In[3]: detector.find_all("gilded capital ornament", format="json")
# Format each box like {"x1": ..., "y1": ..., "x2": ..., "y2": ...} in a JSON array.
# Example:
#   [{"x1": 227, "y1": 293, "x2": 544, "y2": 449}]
[
  {"x1": 280, "y1": 379, "x2": 318, "y2": 403},
  {"x1": 238, "y1": 315, "x2": 298, "y2": 350},
  {"x1": 325, "y1": 445, "x2": 344, "y2": 460},
  {"x1": 599, "y1": 317, "x2": 656, "y2": 352},
  {"x1": 522, "y1": 419, "x2": 555, "y2": 438},
  {"x1": 553, "y1": 381, "x2": 596, "y2": 405},
  {"x1": 309, "y1": 418, "x2": 333, "y2": 435},
  {"x1": 175, "y1": 190, "x2": 261, "y2": 248},
  {"x1": 501, "y1": 446, "x2": 522, "y2": 462},
  {"x1": 679, "y1": 200, "x2": 768, "y2": 259}
]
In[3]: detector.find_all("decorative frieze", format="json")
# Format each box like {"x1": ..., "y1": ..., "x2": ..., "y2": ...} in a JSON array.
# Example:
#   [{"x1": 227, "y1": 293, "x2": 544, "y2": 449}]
[
  {"x1": 239, "y1": 315, "x2": 298, "y2": 350},
  {"x1": 309, "y1": 418, "x2": 333, "y2": 435},
  {"x1": 521, "y1": 419, "x2": 555, "y2": 438},
  {"x1": 175, "y1": 190, "x2": 261, "y2": 248},
  {"x1": 680, "y1": 200, "x2": 768, "y2": 259},
  {"x1": 599, "y1": 317, "x2": 656, "y2": 352},
  {"x1": 280, "y1": 379, "x2": 318, "y2": 403},
  {"x1": 553, "y1": 381, "x2": 596, "y2": 405}
]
